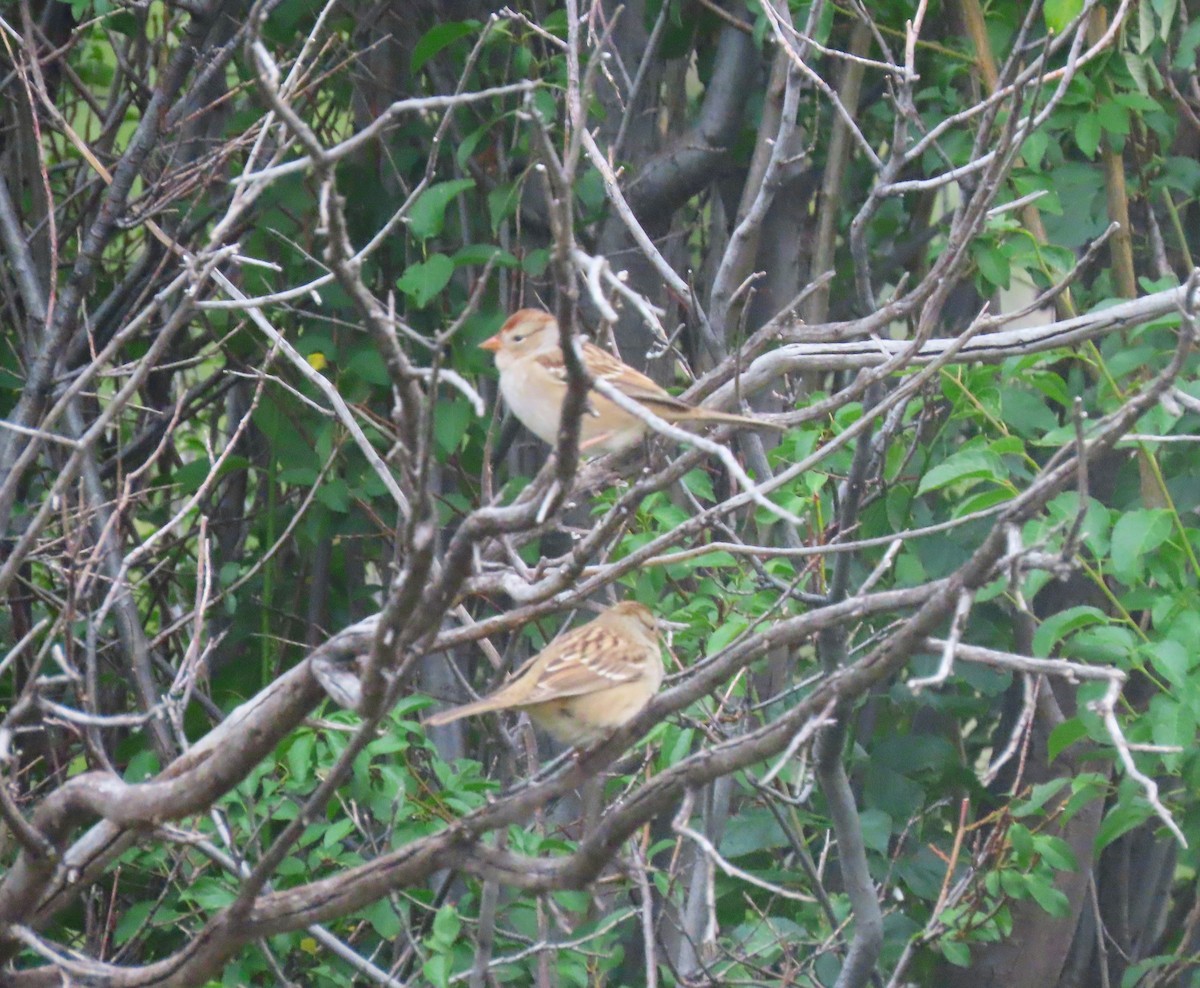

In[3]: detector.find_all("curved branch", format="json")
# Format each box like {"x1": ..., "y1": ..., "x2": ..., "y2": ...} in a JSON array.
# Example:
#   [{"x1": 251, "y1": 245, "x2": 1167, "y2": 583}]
[{"x1": 625, "y1": 23, "x2": 760, "y2": 222}]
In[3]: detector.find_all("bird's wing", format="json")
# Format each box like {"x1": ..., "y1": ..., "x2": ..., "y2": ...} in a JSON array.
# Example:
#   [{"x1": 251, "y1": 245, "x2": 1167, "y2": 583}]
[
  {"x1": 520, "y1": 622, "x2": 649, "y2": 703},
  {"x1": 583, "y1": 344, "x2": 709, "y2": 420},
  {"x1": 536, "y1": 343, "x2": 691, "y2": 405},
  {"x1": 580, "y1": 343, "x2": 679, "y2": 403}
]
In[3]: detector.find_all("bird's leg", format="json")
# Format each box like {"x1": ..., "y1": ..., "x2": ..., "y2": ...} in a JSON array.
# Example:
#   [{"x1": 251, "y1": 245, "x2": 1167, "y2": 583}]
[{"x1": 578, "y1": 433, "x2": 615, "y2": 451}]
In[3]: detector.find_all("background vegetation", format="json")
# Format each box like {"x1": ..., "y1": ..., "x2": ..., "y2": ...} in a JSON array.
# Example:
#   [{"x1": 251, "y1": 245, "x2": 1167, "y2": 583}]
[{"x1": 1, "y1": 0, "x2": 1199, "y2": 985}]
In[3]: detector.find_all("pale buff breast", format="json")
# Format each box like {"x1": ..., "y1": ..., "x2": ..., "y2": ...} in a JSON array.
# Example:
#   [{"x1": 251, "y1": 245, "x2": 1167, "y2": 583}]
[
  {"x1": 496, "y1": 351, "x2": 648, "y2": 454},
  {"x1": 525, "y1": 678, "x2": 660, "y2": 745},
  {"x1": 496, "y1": 351, "x2": 561, "y2": 446}
]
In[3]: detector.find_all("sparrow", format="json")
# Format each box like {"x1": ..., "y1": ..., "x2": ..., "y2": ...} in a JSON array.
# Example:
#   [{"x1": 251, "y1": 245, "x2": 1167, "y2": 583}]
[
  {"x1": 479, "y1": 309, "x2": 784, "y2": 455},
  {"x1": 425, "y1": 601, "x2": 664, "y2": 745}
]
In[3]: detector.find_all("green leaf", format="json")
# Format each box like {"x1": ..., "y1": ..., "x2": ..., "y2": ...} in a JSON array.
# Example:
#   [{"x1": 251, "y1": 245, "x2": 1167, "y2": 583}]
[
  {"x1": 1009, "y1": 822, "x2": 1034, "y2": 864},
  {"x1": 1064, "y1": 772, "x2": 1109, "y2": 823},
  {"x1": 1043, "y1": 0, "x2": 1083, "y2": 33},
  {"x1": 1173, "y1": 18, "x2": 1200, "y2": 69},
  {"x1": 1035, "y1": 834, "x2": 1079, "y2": 872},
  {"x1": 411, "y1": 21, "x2": 478, "y2": 74},
  {"x1": 665, "y1": 726, "x2": 695, "y2": 766},
  {"x1": 1096, "y1": 100, "x2": 1130, "y2": 137},
  {"x1": 287, "y1": 732, "x2": 315, "y2": 783},
  {"x1": 276, "y1": 856, "x2": 305, "y2": 878},
  {"x1": 917, "y1": 449, "x2": 1004, "y2": 496},
  {"x1": 865, "y1": 761, "x2": 925, "y2": 819},
  {"x1": 1000, "y1": 387, "x2": 1058, "y2": 435},
  {"x1": 1074, "y1": 112, "x2": 1102, "y2": 158},
  {"x1": 1123, "y1": 957, "x2": 1177, "y2": 988},
  {"x1": 322, "y1": 817, "x2": 355, "y2": 848},
  {"x1": 1032, "y1": 606, "x2": 1107, "y2": 657},
  {"x1": 1147, "y1": 639, "x2": 1193, "y2": 689},
  {"x1": 681, "y1": 469, "x2": 716, "y2": 501},
  {"x1": 278, "y1": 464, "x2": 318, "y2": 486},
  {"x1": 718, "y1": 807, "x2": 788, "y2": 857},
  {"x1": 453, "y1": 124, "x2": 488, "y2": 170},
  {"x1": 316, "y1": 477, "x2": 350, "y2": 512},
  {"x1": 1048, "y1": 718, "x2": 1089, "y2": 762},
  {"x1": 422, "y1": 954, "x2": 451, "y2": 988},
  {"x1": 941, "y1": 939, "x2": 971, "y2": 967},
  {"x1": 1064, "y1": 625, "x2": 1136, "y2": 665},
  {"x1": 1000, "y1": 869, "x2": 1030, "y2": 899},
  {"x1": 113, "y1": 901, "x2": 154, "y2": 946},
  {"x1": 522, "y1": 249, "x2": 550, "y2": 276},
  {"x1": 186, "y1": 877, "x2": 236, "y2": 910},
  {"x1": 173, "y1": 458, "x2": 214, "y2": 496},
  {"x1": 1166, "y1": 607, "x2": 1200, "y2": 667},
  {"x1": 706, "y1": 617, "x2": 749, "y2": 654},
  {"x1": 1021, "y1": 131, "x2": 1048, "y2": 168},
  {"x1": 1110, "y1": 509, "x2": 1173, "y2": 583},
  {"x1": 1138, "y1": 0, "x2": 1155, "y2": 51},
  {"x1": 1124, "y1": 49, "x2": 1151, "y2": 93},
  {"x1": 396, "y1": 254, "x2": 455, "y2": 308},
  {"x1": 1095, "y1": 799, "x2": 1152, "y2": 852},
  {"x1": 452, "y1": 244, "x2": 519, "y2": 268},
  {"x1": 973, "y1": 241, "x2": 1011, "y2": 289},
  {"x1": 1026, "y1": 875, "x2": 1071, "y2": 917},
  {"x1": 431, "y1": 904, "x2": 461, "y2": 945},
  {"x1": 1160, "y1": 155, "x2": 1200, "y2": 195},
  {"x1": 1155, "y1": 0, "x2": 1179, "y2": 34},
  {"x1": 1114, "y1": 90, "x2": 1165, "y2": 112},
  {"x1": 344, "y1": 346, "x2": 393, "y2": 387},
  {"x1": 364, "y1": 899, "x2": 402, "y2": 940},
  {"x1": 574, "y1": 167, "x2": 606, "y2": 216},
  {"x1": 1150, "y1": 693, "x2": 1194, "y2": 770},
  {"x1": 408, "y1": 179, "x2": 475, "y2": 240},
  {"x1": 1045, "y1": 492, "x2": 1111, "y2": 557},
  {"x1": 1107, "y1": 343, "x2": 1160, "y2": 381},
  {"x1": 433, "y1": 397, "x2": 472, "y2": 455},
  {"x1": 1013, "y1": 778, "x2": 1069, "y2": 817},
  {"x1": 487, "y1": 182, "x2": 521, "y2": 232},
  {"x1": 109, "y1": 11, "x2": 138, "y2": 35},
  {"x1": 952, "y1": 488, "x2": 1015, "y2": 518},
  {"x1": 859, "y1": 809, "x2": 893, "y2": 853}
]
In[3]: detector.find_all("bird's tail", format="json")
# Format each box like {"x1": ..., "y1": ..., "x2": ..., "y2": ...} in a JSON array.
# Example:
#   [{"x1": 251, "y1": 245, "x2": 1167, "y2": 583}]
[
  {"x1": 694, "y1": 408, "x2": 786, "y2": 430},
  {"x1": 425, "y1": 697, "x2": 503, "y2": 727}
]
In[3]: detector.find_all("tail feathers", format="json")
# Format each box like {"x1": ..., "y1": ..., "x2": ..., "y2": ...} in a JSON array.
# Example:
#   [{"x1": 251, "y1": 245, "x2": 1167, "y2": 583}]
[
  {"x1": 425, "y1": 698, "x2": 503, "y2": 727},
  {"x1": 639, "y1": 395, "x2": 786, "y2": 431},
  {"x1": 694, "y1": 408, "x2": 786, "y2": 430}
]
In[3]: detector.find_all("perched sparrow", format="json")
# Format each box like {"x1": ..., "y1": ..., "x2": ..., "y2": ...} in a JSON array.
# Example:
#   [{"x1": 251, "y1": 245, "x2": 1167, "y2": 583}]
[
  {"x1": 479, "y1": 308, "x2": 784, "y2": 455},
  {"x1": 426, "y1": 601, "x2": 663, "y2": 745}
]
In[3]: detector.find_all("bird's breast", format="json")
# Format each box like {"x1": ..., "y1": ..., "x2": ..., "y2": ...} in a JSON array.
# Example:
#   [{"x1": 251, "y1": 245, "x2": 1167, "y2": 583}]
[{"x1": 498, "y1": 358, "x2": 562, "y2": 445}]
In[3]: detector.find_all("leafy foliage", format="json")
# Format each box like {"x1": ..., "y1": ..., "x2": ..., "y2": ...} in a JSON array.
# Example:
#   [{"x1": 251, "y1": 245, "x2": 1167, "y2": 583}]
[{"x1": 1, "y1": 0, "x2": 1199, "y2": 987}]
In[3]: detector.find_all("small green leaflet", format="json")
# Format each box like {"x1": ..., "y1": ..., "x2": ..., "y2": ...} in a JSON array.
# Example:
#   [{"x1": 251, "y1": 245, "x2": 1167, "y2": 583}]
[
  {"x1": 408, "y1": 180, "x2": 476, "y2": 240},
  {"x1": 397, "y1": 254, "x2": 454, "y2": 308}
]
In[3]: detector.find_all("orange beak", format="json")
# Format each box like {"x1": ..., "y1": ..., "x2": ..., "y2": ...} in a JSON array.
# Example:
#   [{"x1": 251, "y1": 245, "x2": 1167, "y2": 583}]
[{"x1": 478, "y1": 334, "x2": 502, "y2": 353}]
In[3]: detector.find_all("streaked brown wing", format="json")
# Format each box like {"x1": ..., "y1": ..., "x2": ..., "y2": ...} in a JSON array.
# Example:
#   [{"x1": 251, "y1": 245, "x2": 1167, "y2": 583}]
[
  {"x1": 581, "y1": 343, "x2": 661, "y2": 390},
  {"x1": 523, "y1": 624, "x2": 647, "y2": 703},
  {"x1": 580, "y1": 342, "x2": 699, "y2": 415},
  {"x1": 629, "y1": 391, "x2": 699, "y2": 417},
  {"x1": 534, "y1": 350, "x2": 570, "y2": 384},
  {"x1": 535, "y1": 341, "x2": 698, "y2": 423}
]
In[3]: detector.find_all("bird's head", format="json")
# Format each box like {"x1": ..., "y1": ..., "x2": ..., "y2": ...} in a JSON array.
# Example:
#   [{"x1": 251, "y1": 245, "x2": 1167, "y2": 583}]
[
  {"x1": 605, "y1": 600, "x2": 658, "y2": 638},
  {"x1": 479, "y1": 309, "x2": 558, "y2": 365}
]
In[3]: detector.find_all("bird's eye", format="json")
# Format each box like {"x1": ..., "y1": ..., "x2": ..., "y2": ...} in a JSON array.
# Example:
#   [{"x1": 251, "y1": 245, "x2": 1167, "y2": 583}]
[{"x1": 511, "y1": 334, "x2": 525, "y2": 343}]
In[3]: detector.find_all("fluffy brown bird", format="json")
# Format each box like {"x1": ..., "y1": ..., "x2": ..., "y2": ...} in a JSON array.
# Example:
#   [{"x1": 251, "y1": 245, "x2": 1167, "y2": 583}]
[
  {"x1": 479, "y1": 309, "x2": 783, "y2": 455},
  {"x1": 425, "y1": 601, "x2": 663, "y2": 745}
]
